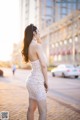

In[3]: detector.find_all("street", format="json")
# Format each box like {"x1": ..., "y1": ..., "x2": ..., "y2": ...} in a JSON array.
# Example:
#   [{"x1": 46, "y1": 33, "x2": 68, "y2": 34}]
[
  {"x1": 48, "y1": 74, "x2": 80, "y2": 110},
  {"x1": 1, "y1": 67, "x2": 80, "y2": 110},
  {"x1": 0, "y1": 67, "x2": 80, "y2": 120}
]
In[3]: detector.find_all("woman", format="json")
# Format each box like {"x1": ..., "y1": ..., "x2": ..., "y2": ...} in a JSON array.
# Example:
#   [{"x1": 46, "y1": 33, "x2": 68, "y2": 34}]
[{"x1": 22, "y1": 24, "x2": 48, "y2": 120}]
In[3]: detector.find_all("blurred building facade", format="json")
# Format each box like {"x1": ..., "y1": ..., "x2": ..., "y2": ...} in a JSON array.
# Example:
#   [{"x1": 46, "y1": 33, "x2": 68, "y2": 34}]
[
  {"x1": 19, "y1": 0, "x2": 35, "y2": 39},
  {"x1": 34, "y1": 0, "x2": 80, "y2": 29},
  {"x1": 11, "y1": 43, "x2": 22, "y2": 68},
  {"x1": 15, "y1": 0, "x2": 80, "y2": 67},
  {"x1": 41, "y1": 10, "x2": 80, "y2": 65},
  {"x1": 20, "y1": 0, "x2": 80, "y2": 31}
]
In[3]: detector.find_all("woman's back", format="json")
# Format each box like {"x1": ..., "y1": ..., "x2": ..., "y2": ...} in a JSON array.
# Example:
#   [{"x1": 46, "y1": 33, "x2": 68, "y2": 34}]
[
  {"x1": 28, "y1": 39, "x2": 48, "y2": 65},
  {"x1": 27, "y1": 39, "x2": 45, "y2": 84},
  {"x1": 28, "y1": 39, "x2": 39, "y2": 62}
]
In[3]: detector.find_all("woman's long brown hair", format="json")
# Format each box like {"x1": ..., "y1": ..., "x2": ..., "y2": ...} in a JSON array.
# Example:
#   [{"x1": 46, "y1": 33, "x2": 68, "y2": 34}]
[{"x1": 22, "y1": 24, "x2": 37, "y2": 62}]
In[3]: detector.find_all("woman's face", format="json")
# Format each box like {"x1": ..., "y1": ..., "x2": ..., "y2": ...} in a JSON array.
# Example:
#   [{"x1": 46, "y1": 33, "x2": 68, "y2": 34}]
[
  {"x1": 36, "y1": 29, "x2": 42, "y2": 43},
  {"x1": 33, "y1": 29, "x2": 42, "y2": 43},
  {"x1": 36, "y1": 29, "x2": 40, "y2": 37}
]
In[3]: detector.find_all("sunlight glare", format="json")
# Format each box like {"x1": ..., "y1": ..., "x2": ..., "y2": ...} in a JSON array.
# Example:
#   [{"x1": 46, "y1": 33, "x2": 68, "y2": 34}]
[{"x1": 0, "y1": 0, "x2": 20, "y2": 61}]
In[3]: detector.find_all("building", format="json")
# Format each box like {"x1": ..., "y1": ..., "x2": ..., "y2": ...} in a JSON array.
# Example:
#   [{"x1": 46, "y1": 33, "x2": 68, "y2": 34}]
[
  {"x1": 35, "y1": 0, "x2": 80, "y2": 30},
  {"x1": 20, "y1": 0, "x2": 80, "y2": 34},
  {"x1": 18, "y1": 0, "x2": 80, "y2": 67},
  {"x1": 19, "y1": 0, "x2": 35, "y2": 39},
  {"x1": 41, "y1": 10, "x2": 80, "y2": 65}
]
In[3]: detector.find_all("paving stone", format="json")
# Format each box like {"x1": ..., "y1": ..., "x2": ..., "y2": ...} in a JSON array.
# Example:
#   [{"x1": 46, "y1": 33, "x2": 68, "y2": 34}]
[{"x1": 0, "y1": 83, "x2": 80, "y2": 120}]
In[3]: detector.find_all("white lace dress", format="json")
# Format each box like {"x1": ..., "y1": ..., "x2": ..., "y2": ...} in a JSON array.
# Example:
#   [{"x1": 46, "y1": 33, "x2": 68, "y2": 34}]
[{"x1": 26, "y1": 58, "x2": 47, "y2": 101}]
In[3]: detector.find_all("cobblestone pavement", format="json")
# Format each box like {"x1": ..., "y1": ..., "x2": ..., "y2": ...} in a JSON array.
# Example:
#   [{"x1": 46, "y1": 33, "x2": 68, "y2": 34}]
[{"x1": 0, "y1": 82, "x2": 80, "y2": 120}]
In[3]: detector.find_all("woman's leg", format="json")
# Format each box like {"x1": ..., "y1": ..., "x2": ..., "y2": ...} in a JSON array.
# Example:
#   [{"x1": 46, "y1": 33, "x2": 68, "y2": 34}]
[
  {"x1": 37, "y1": 99, "x2": 47, "y2": 120},
  {"x1": 27, "y1": 98, "x2": 37, "y2": 120}
]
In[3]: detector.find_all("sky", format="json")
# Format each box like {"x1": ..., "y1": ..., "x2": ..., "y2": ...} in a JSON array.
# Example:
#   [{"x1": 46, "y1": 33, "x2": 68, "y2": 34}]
[{"x1": 0, "y1": 0, "x2": 20, "y2": 61}]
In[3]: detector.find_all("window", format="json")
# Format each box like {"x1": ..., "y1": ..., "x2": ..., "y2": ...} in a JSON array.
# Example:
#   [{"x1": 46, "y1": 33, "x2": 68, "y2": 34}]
[
  {"x1": 46, "y1": 8, "x2": 52, "y2": 15},
  {"x1": 46, "y1": 0, "x2": 53, "y2": 7},
  {"x1": 41, "y1": 0, "x2": 45, "y2": 4},
  {"x1": 62, "y1": 8, "x2": 67, "y2": 15},
  {"x1": 67, "y1": 1, "x2": 77, "y2": 13},
  {"x1": 57, "y1": 3, "x2": 61, "y2": 15},
  {"x1": 41, "y1": 6, "x2": 45, "y2": 16},
  {"x1": 61, "y1": 4, "x2": 67, "y2": 18},
  {"x1": 67, "y1": 3, "x2": 72, "y2": 14},
  {"x1": 77, "y1": 0, "x2": 80, "y2": 10},
  {"x1": 72, "y1": 3, "x2": 77, "y2": 10},
  {"x1": 62, "y1": 2, "x2": 67, "y2": 7}
]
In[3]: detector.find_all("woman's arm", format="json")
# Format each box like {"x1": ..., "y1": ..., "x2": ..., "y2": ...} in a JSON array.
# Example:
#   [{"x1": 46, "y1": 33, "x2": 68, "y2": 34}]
[{"x1": 36, "y1": 44, "x2": 48, "y2": 91}]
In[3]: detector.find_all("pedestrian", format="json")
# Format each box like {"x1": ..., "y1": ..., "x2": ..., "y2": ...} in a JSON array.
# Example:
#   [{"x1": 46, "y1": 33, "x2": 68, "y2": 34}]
[
  {"x1": 12, "y1": 65, "x2": 16, "y2": 75},
  {"x1": 22, "y1": 24, "x2": 48, "y2": 120}
]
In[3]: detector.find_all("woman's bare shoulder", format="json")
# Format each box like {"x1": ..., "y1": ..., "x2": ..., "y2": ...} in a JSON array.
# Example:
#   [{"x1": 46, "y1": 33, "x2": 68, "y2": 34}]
[
  {"x1": 35, "y1": 43, "x2": 42, "y2": 51},
  {"x1": 35, "y1": 43, "x2": 43, "y2": 54},
  {"x1": 30, "y1": 42, "x2": 42, "y2": 53}
]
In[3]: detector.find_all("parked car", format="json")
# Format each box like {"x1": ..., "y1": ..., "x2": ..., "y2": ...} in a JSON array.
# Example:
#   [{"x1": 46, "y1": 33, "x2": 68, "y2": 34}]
[
  {"x1": 76, "y1": 66, "x2": 80, "y2": 75},
  {"x1": 0, "y1": 69, "x2": 3, "y2": 76},
  {"x1": 76, "y1": 66, "x2": 80, "y2": 69},
  {"x1": 51, "y1": 64, "x2": 80, "y2": 78}
]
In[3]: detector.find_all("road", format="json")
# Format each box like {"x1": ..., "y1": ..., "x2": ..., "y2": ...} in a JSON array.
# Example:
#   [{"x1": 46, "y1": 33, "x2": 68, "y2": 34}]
[
  {"x1": 48, "y1": 74, "x2": 80, "y2": 110},
  {"x1": 0, "y1": 67, "x2": 80, "y2": 111}
]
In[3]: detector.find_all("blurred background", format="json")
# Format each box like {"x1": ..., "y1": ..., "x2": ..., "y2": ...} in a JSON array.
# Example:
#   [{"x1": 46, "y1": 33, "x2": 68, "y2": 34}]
[
  {"x1": 0, "y1": 0, "x2": 80, "y2": 69},
  {"x1": 0, "y1": 1, "x2": 80, "y2": 118}
]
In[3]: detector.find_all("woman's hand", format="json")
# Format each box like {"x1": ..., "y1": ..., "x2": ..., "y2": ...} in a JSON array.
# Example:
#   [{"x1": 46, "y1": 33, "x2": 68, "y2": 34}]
[
  {"x1": 44, "y1": 82, "x2": 48, "y2": 93},
  {"x1": 33, "y1": 31, "x2": 42, "y2": 43}
]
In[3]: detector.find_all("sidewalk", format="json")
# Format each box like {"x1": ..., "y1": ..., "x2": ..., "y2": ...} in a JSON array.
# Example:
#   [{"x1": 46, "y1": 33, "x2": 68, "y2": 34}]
[{"x1": 0, "y1": 81, "x2": 80, "y2": 120}]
